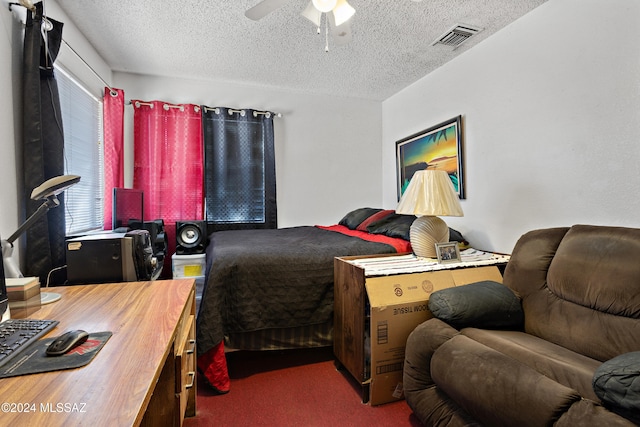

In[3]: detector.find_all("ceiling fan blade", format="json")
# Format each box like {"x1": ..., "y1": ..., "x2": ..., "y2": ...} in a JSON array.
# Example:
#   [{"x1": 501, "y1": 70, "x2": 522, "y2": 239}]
[
  {"x1": 301, "y1": 1, "x2": 322, "y2": 27},
  {"x1": 329, "y1": 14, "x2": 352, "y2": 45},
  {"x1": 245, "y1": 0, "x2": 292, "y2": 21}
]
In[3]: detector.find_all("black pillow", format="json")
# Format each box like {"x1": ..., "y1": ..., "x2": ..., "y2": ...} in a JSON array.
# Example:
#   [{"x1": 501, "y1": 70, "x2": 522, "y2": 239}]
[
  {"x1": 428, "y1": 281, "x2": 524, "y2": 330},
  {"x1": 593, "y1": 351, "x2": 640, "y2": 424},
  {"x1": 366, "y1": 213, "x2": 416, "y2": 240},
  {"x1": 338, "y1": 208, "x2": 383, "y2": 230},
  {"x1": 449, "y1": 227, "x2": 467, "y2": 244}
]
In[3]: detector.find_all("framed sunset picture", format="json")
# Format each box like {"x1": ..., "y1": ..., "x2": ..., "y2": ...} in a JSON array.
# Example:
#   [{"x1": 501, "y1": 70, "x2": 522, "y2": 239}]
[{"x1": 396, "y1": 115, "x2": 465, "y2": 199}]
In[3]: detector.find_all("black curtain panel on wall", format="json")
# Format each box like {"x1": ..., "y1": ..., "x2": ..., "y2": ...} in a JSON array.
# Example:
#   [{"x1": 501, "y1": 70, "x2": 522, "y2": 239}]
[
  {"x1": 202, "y1": 107, "x2": 277, "y2": 231},
  {"x1": 22, "y1": 2, "x2": 66, "y2": 283}
]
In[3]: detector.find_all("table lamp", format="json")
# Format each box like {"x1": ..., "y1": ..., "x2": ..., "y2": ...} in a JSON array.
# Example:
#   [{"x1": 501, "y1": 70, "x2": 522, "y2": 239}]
[
  {"x1": 2, "y1": 174, "x2": 81, "y2": 303},
  {"x1": 396, "y1": 170, "x2": 463, "y2": 258}
]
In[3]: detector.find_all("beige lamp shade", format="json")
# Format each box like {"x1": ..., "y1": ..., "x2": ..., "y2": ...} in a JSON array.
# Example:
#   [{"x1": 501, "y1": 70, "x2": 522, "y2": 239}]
[{"x1": 396, "y1": 170, "x2": 463, "y2": 258}]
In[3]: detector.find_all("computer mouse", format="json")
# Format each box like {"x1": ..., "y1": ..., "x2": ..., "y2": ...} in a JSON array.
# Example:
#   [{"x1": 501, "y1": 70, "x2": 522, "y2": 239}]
[{"x1": 46, "y1": 330, "x2": 89, "y2": 356}]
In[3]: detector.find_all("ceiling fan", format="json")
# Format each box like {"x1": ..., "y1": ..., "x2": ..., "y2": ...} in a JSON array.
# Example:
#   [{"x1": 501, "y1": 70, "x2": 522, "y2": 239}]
[{"x1": 245, "y1": 0, "x2": 356, "y2": 51}]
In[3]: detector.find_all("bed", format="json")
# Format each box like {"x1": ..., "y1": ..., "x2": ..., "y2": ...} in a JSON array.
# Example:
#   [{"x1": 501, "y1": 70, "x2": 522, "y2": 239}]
[{"x1": 195, "y1": 208, "x2": 417, "y2": 392}]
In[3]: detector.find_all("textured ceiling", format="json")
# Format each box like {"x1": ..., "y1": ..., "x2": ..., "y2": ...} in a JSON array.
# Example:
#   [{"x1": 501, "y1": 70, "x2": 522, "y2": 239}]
[{"x1": 54, "y1": 0, "x2": 547, "y2": 101}]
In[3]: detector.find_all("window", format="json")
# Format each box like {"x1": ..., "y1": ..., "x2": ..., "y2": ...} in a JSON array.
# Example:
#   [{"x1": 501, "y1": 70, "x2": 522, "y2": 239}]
[
  {"x1": 56, "y1": 67, "x2": 104, "y2": 235},
  {"x1": 202, "y1": 108, "x2": 277, "y2": 230}
]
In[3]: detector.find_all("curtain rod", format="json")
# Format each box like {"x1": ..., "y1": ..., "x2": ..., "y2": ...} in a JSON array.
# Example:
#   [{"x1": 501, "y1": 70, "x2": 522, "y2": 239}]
[
  {"x1": 133, "y1": 101, "x2": 185, "y2": 109},
  {"x1": 8, "y1": 1, "x2": 119, "y2": 96},
  {"x1": 8, "y1": 1, "x2": 34, "y2": 12},
  {"x1": 133, "y1": 104, "x2": 282, "y2": 118},
  {"x1": 202, "y1": 106, "x2": 282, "y2": 118},
  {"x1": 133, "y1": 103, "x2": 281, "y2": 118},
  {"x1": 61, "y1": 39, "x2": 118, "y2": 97}
]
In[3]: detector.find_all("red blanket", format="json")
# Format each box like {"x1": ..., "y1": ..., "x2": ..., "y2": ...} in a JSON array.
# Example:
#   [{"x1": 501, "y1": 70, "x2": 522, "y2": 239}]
[{"x1": 315, "y1": 224, "x2": 412, "y2": 253}]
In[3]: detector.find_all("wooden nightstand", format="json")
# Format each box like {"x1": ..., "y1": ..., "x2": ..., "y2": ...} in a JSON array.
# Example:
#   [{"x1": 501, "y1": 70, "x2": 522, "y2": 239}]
[{"x1": 333, "y1": 252, "x2": 508, "y2": 405}]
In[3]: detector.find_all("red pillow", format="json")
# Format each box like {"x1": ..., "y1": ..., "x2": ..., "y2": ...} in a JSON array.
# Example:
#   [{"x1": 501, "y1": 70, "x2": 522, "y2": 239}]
[{"x1": 356, "y1": 210, "x2": 394, "y2": 232}]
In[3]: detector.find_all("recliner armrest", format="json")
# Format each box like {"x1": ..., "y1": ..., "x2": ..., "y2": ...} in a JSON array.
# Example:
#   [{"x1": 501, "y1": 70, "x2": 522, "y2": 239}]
[
  {"x1": 403, "y1": 319, "x2": 466, "y2": 424},
  {"x1": 404, "y1": 318, "x2": 459, "y2": 392}
]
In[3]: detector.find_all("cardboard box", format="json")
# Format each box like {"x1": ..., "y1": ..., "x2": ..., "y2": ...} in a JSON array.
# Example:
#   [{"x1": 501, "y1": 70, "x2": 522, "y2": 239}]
[
  {"x1": 365, "y1": 266, "x2": 503, "y2": 406},
  {"x1": 172, "y1": 253, "x2": 206, "y2": 278}
]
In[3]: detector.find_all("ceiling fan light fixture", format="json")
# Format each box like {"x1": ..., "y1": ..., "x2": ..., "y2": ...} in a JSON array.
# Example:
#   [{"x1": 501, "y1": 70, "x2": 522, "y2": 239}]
[
  {"x1": 332, "y1": 0, "x2": 355, "y2": 27},
  {"x1": 312, "y1": 0, "x2": 337, "y2": 13}
]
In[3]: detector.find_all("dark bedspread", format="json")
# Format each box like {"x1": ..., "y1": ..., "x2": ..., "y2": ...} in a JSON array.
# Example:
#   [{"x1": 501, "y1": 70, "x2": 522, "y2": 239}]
[{"x1": 196, "y1": 226, "x2": 398, "y2": 356}]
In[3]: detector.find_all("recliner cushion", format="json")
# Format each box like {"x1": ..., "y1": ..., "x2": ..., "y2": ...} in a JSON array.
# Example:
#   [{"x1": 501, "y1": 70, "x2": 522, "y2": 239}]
[
  {"x1": 462, "y1": 328, "x2": 601, "y2": 402},
  {"x1": 428, "y1": 280, "x2": 524, "y2": 330},
  {"x1": 431, "y1": 334, "x2": 582, "y2": 426}
]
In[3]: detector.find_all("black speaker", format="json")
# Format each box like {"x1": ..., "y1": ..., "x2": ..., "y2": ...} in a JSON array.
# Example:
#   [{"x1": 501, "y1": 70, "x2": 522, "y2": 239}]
[
  {"x1": 125, "y1": 229, "x2": 159, "y2": 281},
  {"x1": 176, "y1": 221, "x2": 207, "y2": 254},
  {"x1": 130, "y1": 219, "x2": 168, "y2": 264}
]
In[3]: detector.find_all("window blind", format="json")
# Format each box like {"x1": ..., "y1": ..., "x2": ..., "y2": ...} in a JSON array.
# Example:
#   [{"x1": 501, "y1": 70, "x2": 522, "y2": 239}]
[{"x1": 56, "y1": 67, "x2": 104, "y2": 235}]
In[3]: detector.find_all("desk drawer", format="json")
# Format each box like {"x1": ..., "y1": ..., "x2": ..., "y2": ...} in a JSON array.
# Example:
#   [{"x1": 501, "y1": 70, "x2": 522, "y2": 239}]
[{"x1": 175, "y1": 314, "x2": 196, "y2": 422}]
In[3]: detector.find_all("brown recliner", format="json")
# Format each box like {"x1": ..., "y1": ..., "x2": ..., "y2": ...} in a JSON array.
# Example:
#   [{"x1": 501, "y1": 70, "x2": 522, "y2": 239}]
[{"x1": 403, "y1": 225, "x2": 640, "y2": 426}]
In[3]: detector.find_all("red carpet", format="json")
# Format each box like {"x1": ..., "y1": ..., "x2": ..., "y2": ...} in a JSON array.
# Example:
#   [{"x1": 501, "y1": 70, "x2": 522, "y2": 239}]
[{"x1": 184, "y1": 346, "x2": 423, "y2": 426}]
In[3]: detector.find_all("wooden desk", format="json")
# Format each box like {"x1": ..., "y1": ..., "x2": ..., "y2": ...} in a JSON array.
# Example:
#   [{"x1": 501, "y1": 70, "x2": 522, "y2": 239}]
[{"x1": 0, "y1": 279, "x2": 196, "y2": 426}]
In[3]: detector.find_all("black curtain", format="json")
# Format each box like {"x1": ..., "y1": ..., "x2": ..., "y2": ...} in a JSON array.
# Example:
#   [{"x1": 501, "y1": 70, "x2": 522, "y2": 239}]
[
  {"x1": 22, "y1": 3, "x2": 66, "y2": 283},
  {"x1": 202, "y1": 108, "x2": 277, "y2": 231}
]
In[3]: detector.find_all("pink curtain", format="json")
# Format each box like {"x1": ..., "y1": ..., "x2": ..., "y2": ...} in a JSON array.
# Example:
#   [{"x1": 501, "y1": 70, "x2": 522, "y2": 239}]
[
  {"x1": 132, "y1": 100, "x2": 204, "y2": 275},
  {"x1": 102, "y1": 87, "x2": 125, "y2": 230}
]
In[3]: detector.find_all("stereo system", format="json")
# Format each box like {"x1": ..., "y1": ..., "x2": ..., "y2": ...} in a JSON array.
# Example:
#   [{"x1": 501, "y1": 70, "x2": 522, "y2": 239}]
[
  {"x1": 66, "y1": 230, "x2": 161, "y2": 285},
  {"x1": 176, "y1": 221, "x2": 207, "y2": 255}
]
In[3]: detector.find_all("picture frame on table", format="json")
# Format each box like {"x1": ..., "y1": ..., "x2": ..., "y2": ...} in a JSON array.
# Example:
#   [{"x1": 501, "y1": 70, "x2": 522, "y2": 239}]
[
  {"x1": 436, "y1": 242, "x2": 461, "y2": 264},
  {"x1": 396, "y1": 115, "x2": 465, "y2": 199}
]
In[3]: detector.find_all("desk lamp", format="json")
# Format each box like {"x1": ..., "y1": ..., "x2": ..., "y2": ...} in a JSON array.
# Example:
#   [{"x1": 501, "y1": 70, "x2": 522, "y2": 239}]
[
  {"x1": 2, "y1": 175, "x2": 81, "y2": 303},
  {"x1": 396, "y1": 170, "x2": 463, "y2": 258}
]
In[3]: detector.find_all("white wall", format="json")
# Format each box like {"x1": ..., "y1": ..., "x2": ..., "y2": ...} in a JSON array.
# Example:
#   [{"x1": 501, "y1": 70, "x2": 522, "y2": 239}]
[
  {"x1": 113, "y1": 72, "x2": 383, "y2": 228},
  {"x1": 382, "y1": 0, "x2": 640, "y2": 253},
  {"x1": 0, "y1": 3, "x2": 22, "y2": 241}
]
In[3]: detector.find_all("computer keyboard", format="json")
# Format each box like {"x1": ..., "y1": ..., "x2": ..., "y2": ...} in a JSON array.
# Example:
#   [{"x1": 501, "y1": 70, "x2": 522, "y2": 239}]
[{"x1": 0, "y1": 319, "x2": 59, "y2": 368}]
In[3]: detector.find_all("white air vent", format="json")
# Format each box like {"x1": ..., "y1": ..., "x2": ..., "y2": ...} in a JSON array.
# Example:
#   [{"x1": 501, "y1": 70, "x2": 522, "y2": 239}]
[{"x1": 432, "y1": 24, "x2": 483, "y2": 48}]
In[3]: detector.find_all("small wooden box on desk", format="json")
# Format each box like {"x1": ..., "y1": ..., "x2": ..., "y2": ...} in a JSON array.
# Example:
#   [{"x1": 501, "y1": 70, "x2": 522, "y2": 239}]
[
  {"x1": 333, "y1": 252, "x2": 507, "y2": 406},
  {"x1": 6, "y1": 277, "x2": 41, "y2": 318}
]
